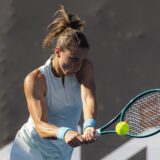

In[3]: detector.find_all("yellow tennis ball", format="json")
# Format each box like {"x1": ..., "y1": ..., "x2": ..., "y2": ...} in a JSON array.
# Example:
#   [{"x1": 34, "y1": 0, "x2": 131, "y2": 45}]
[{"x1": 115, "y1": 121, "x2": 129, "y2": 135}]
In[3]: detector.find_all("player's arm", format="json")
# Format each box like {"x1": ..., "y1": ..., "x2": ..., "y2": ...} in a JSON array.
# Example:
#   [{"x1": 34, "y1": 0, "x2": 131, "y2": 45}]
[
  {"x1": 24, "y1": 69, "x2": 58, "y2": 139},
  {"x1": 24, "y1": 69, "x2": 85, "y2": 147},
  {"x1": 77, "y1": 59, "x2": 97, "y2": 142}
]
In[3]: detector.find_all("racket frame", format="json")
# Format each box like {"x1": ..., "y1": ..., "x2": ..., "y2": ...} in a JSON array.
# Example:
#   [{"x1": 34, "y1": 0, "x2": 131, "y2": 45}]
[{"x1": 96, "y1": 88, "x2": 160, "y2": 138}]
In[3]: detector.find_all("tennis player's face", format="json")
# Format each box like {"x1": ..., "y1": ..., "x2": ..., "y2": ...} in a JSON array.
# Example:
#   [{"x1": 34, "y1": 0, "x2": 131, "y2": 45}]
[{"x1": 57, "y1": 47, "x2": 88, "y2": 76}]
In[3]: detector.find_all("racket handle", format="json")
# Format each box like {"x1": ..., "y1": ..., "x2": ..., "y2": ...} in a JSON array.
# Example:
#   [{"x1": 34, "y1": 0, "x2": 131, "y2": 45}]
[{"x1": 95, "y1": 129, "x2": 101, "y2": 137}]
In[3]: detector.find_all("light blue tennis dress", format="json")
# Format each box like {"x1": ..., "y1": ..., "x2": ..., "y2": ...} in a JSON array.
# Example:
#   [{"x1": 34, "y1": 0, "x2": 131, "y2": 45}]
[{"x1": 10, "y1": 58, "x2": 82, "y2": 160}]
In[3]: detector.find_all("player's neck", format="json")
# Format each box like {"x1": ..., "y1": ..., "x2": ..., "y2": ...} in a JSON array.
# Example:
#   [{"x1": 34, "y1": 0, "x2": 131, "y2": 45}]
[{"x1": 51, "y1": 57, "x2": 64, "y2": 77}]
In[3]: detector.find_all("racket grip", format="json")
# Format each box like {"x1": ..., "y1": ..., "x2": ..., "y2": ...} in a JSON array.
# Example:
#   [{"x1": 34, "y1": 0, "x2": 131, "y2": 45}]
[{"x1": 95, "y1": 129, "x2": 101, "y2": 137}]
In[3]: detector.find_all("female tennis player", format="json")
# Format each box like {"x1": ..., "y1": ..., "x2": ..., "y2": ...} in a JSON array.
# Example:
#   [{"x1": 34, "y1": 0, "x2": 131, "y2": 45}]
[{"x1": 10, "y1": 5, "x2": 96, "y2": 160}]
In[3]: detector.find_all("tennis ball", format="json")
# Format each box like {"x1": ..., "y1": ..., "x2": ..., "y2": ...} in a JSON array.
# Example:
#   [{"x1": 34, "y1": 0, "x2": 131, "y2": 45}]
[{"x1": 115, "y1": 121, "x2": 129, "y2": 136}]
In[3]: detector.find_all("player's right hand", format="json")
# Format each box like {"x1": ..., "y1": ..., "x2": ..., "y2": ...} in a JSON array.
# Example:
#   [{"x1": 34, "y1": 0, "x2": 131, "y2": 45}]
[{"x1": 64, "y1": 130, "x2": 85, "y2": 148}]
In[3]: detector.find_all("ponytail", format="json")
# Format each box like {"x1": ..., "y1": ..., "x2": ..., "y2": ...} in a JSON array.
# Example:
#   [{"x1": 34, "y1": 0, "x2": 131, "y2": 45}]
[{"x1": 42, "y1": 5, "x2": 89, "y2": 51}]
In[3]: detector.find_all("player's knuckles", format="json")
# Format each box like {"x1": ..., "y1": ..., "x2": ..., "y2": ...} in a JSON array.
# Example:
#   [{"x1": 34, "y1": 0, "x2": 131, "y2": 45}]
[
  {"x1": 66, "y1": 136, "x2": 75, "y2": 143},
  {"x1": 87, "y1": 134, "x2": 95, "y2": 141},
  {"x1": 88, "y1": 137, "x2": 92, "y2": 141},
  {"x1": 87, "y1": 132, "x2": 92, "y2": 139},
  {"x1": 68, "y1": 142, "x2": 75, "y2": 148},
  {"x1": 71, "y1": 141, "x2": 80, "y2": 147},
  {"x1": 86, "y1": 136, "x2": 91, "y2": 141},
  {"x1": 76, "y1": 137, "x2": 85, "y2": 145},
  {"x1": 80, "y1": 138, "x2": 85, "y2": 144},
  {"x1": 68, "y1": 137, "x2": 81, "y2": 146},
  {"x1": 68, "y1": 133, "x2": 78, "y2": 140},
  {"x1": 77, "y1": 137, "x2": 84, "y2": 143}
]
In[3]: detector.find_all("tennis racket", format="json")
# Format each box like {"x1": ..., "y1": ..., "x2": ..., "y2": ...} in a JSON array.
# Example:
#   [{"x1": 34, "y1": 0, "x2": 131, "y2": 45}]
[{"x1": 95, "y1": 88, "x2": 160, "y2": 138}]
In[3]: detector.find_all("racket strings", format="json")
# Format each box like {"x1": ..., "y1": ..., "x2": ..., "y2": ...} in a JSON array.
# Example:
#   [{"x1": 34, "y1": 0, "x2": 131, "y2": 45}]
[{"x1": 124, "y1": 92, "x2": 160, "y2": 136}]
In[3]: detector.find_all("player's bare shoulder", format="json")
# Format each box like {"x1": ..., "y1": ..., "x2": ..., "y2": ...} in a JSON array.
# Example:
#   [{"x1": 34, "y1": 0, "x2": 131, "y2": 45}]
[
  {"x1": 24, "y1": 69, "x2": 47, "y2": 97},
  {"x1": 76, "y1": 59, "x2": 95, "y2": 83}
]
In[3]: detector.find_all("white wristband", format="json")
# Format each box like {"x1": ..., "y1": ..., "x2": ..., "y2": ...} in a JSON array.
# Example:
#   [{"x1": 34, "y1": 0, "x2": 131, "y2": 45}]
[
  {"x1": 57, "y1": 127, "x2": 72, "y2": 140},
  {"x1": 83, "y1": 119, "x2": 96, "y2": 132}
]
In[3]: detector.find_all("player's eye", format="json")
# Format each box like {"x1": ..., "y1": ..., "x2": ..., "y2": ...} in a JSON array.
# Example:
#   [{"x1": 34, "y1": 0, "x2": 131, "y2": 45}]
[{"x1": 69, "y1": 57, "x2": 80, "y2": 63}]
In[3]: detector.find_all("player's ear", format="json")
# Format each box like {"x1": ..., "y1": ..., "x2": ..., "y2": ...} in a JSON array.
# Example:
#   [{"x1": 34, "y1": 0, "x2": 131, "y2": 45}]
[{"x1": 54, "y1": 47, "x2": 62, "y2": 57}]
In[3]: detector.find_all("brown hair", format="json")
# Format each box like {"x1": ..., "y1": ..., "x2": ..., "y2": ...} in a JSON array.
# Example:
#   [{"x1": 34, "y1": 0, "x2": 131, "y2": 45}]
[{"x1": 42, "y1": 5, "x2": 89, "y2": 51}]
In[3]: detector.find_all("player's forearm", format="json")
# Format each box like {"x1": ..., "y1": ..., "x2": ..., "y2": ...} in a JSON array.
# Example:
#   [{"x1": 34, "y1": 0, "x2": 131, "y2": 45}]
[
  {"x1": 83, "y1": 97, "x2": 96, "y2": 120},
  {"x1": 82, "y1": 97, "x2": 97, "y2": 134},
  {"x1": 35, "y1": 120, "x2": 58, "y2": 139}
]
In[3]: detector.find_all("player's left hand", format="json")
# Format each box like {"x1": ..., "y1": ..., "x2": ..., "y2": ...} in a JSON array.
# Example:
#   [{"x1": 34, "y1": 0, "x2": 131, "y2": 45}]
[{"x1": 83, "y1": 127, "x2": 97, "y2": 144}]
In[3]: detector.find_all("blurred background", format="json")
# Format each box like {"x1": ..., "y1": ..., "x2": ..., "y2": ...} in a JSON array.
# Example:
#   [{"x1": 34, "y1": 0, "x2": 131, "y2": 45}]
[{"x1": 1, "y1": 0, "x2": 160, "y2": 159}]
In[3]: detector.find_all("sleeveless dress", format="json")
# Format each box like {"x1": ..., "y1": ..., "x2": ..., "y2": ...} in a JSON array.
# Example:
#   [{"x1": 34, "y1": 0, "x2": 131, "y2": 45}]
[{"x1": 10, "y1": 58, "x2": 82, "y2": 160}]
